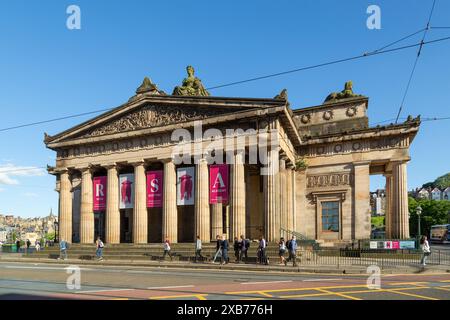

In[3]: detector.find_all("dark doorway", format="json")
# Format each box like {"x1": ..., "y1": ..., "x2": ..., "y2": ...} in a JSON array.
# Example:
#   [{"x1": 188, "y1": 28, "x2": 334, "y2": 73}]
[
  {"x1": 148, "y1": 208, "x2": 162, "y2": 243},
  {"x1": 94, "y1": 211, "x2": 105, "y2": 241},
  {"x1": 177, "y1": 206, "x2": 195, "y2": 242},
  {"x1": 120, "y1": 209, "x2": 133, "y2": 243}
]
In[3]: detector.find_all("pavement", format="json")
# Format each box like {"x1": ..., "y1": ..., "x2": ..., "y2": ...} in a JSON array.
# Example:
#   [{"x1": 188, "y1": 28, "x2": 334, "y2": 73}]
[{"x1": 0, "y1": 260, "x2": 450, "y2": 300}]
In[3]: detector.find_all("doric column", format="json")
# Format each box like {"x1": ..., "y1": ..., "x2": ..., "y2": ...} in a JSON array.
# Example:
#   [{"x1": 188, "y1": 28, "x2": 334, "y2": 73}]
[
  {"x1": 353, "y1": 162, "x2": 371, "y2": 240},
  {"x1": 211, "y1": 203, "x2": 223, "y2": 240},
  {"x1": 279, "y1": 160, "x2": 287, "y2": 231},
  {"x1": 264, "y1": 150, "x2": 280, "y2": 242},
  {"x1": 59, "y1": 170, "x2": 72, "y2": 242},
  {"x1": 286, "y1": 166, "x2": 295, "y2": 232},
  {"x1": 106, "y1": 165, "x2": 120, "y2": 244},
  {"x1": 80, "y1": 167, "x2": 94, "y2": 244},
  {"x1": 392, "y1": 161, "x2": 410, "y2": 239},
  {"x1": 163, "y1": 160, "x2": 177, "y2": 243},
  {"x1": 195, "y1": 159, "x2": 210, "y2": 242},
  {"x1": 230, "y1": 152, "x2": 246, "y2": 240},
  {"x1": 384, "y1": 174, "x2": 393, "y2": 239},
  {"x1": 133, "y1": 161, "x2": 148, "y2": 243}
]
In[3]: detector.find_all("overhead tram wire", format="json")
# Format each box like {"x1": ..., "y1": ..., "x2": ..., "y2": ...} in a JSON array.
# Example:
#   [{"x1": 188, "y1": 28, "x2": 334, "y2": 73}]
[
  {"x1": 1, "y1": 36, "x2": 450, "y2": 134},
  {"x1": 394, "y1": 0, "x2": 437, "y2": 124}
]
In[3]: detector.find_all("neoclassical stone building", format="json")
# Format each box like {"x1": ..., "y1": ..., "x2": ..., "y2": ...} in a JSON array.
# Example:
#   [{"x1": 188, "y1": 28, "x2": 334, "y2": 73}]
[{"x1": 45, "y1": 68, "x2": 420, "y2": 245}]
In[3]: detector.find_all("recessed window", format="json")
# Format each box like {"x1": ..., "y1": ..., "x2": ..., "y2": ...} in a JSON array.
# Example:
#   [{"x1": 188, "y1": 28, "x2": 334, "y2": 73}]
[{"x1": 322, "y1": 201, "x2": 339, "y2": 232}]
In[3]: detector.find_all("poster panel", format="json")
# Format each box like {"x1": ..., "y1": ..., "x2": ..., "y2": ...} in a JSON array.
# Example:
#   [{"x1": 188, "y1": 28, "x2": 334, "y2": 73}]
[
  {"x1": 177, "y1": 167, "x2": 195, "y2": 206},
  {"x1": 209, "y1": 164, "x2": 229, "y2": 204},
  {"x1": 119, "y1": 174, "x2": 135, "y2": 209},
  {"x1": 93, "y1": 176, "x2": 107, "y2": 211},
  {"x1": 147, "y1": 170, "x2": 163, "y2": 208}
]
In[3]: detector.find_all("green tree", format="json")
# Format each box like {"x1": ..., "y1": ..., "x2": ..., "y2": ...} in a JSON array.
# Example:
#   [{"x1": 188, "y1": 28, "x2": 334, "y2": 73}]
[
  {"x1": 408, "y1": 197, "x2": 450, "y2": 237},
  {"x1": 434, "y1": 173, "x2": 450, "y2": 189},
  {"x1": 44, "y1": 232, "x2": 55, "y2": 241}
]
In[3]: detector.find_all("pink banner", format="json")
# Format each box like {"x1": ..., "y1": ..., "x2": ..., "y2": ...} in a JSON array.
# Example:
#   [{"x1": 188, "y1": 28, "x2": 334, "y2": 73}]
[
  {"x1": 147, "y1": 170, "x2": 163, "y2": 208},
  {"x1": 93, "y1": 176, "x2": 107, "y2": 211},
  {"x1": 209, "y1": 164, "x2": 229, "y2": 204}
]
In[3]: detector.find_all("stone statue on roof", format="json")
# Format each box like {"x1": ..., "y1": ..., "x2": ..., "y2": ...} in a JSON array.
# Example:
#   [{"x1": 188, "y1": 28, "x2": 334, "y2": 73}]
[
  {"x1": 172, "y1": 66, "x2": 210, "y2": 96},
  {"x1": 135, "y1": 77, "x2": 166, "y2": 95},
  {"x1": 324, "y1": 81, "x2": 363, "y2": 103}
]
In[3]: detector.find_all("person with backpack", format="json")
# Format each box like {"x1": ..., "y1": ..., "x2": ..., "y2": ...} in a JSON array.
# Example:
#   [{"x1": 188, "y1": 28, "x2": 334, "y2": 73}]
[
  {"x1": 59, "y1": 238, "x2": 68, "y2": 260},
  {"x1": 239, "y1": 235, "x2": 249, "y2": 262},
  {"x1": 420, "y1": 235, "x2": 431, "y2": 266},
  {"x1": 278, "y1": 237, "x2": 287, "y2": 265},
  {"x1": 162, "y1": 238, "x2": 173, "y2": 261},
  {"x1": 221, "y1": 235, "x2": 229, "y2": 265},
  {"x1": 95, "y1": 236, "x2": 104, "y2": 261},
  {"x1": 212, "y1": 235, "x2": 222, "y2": 264},
  {"x1": 285, "y1": 235, "x2": 298, "y2": 266}
]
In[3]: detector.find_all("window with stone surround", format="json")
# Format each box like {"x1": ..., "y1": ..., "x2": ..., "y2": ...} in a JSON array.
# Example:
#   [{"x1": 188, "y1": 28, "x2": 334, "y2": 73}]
[{"x1": 321, "y1": 201, "x2": 340, "y2": 232}]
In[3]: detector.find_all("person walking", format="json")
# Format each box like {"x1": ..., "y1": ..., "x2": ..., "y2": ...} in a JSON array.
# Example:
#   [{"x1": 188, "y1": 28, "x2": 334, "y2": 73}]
[
  {"x1": 212, "y1": 235, "x2": 222, "y2": 264},
  {"x1": 221, "y1": 235, "x2": 229, "y2": 265},
  {"x1": 285, "y1": 235, "x2": 298, "y2": 266},
  {"x1": 239, "y1": 235, "x2": 249, "y2": 263},
  {"x1": 420, "y1": 235, "x2": 431, "y2": 266},
  {"x1": 59, "y1": 239, "x2": 68, "y2": 260},
  {"x1": 16, "y1": 240, "x2": 21, "y2": 254},
  {"x1": 35, "y1": 240, "x2": 41, "y2": 252},
  {"x1": 194, "y1": 236, "x2": 204, "y2": 263},
  {"x1": 162, "y1": 238, "x2": 173, "y2": 261},
  {"x1": 278, "y1": 238, "x2": 287, "y2": 265},
  {"x1": 95, "y1": 236, "x2": 104, "y2": 261},
  {"x1": 258, "y1": 236, "x2": 268, "y2": 265},
  {"x1": 233, "y1": 237, "x2": 241, "y2": 263},
  {"x1": 26, "y1": 239, "x2": 31, "y2": 254}
]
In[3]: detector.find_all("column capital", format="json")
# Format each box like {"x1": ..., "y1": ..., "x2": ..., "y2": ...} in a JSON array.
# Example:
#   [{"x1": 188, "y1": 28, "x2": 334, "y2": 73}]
[
  {"x1": 104, "y1": 163, "x2": 118, "y2": 170},
  {"x1": 130, "y1": 160, "x2": 145, "y2": 167}
]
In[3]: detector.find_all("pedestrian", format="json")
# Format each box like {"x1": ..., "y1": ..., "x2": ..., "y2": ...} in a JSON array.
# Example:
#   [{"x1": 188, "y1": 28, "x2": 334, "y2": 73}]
[
  {"x1": 257, "y1": 235, "x2": 268, "y2": 265},
  {"x1": 95, "y1": 236, "x2": 104, "y2": 261},
  {"x1": 35, "y1": 240, "x2": 41, "y2": 252},
  {"x1": 420, "y1": 235, "x2": 431, "y2": 266},
  {"x1": 212, "y1": 235, "x2": 222, "y2": 264},
  {"x1": 16, "y1": 240, "x2": 21, "y2": 254},
  {"x1": 239, "y1": 235, "x2": 249, "y2": 263},
  {"x1": 162, "y1": 238, "x2": 173, "y2": 261},
  {"x1": 278, "y1": 237, "x2": 287, "y2": 265},
  {"x1": 26, "y1": 239, "x2": 31, "y2": 254},
  {"x1": 233, "y1": 237, "x2": 241, "y2": 263},
  {"x1": 194, "y1": 235, "x2": 204, "y2": 263},
  {"x1": 221, "y1": 235, "x2": 229, "y2": 265},
  {"x1": 59, "y1": 238, "x2": 68, "y2": 260},
  {"x1": 285, "y1": 235, "x2": 298, "y2": 267}
]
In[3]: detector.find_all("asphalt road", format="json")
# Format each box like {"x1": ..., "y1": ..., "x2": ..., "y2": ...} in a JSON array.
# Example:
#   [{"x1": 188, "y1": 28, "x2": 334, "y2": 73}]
[{"x1": 0, "y1": 261, "x2": 450, "y2": 300}]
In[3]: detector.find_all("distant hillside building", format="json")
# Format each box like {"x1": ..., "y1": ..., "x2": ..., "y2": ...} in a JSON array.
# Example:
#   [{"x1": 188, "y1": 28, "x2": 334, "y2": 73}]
[{"x1": 411, "y1": 186, "x2": 450, "y2": 201}]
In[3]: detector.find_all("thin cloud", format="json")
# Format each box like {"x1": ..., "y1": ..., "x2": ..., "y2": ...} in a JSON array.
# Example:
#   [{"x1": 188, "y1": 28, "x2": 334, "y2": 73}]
[
  {"x1": 23, "y1": 192, "x2": 39, "y2": 198},
  {"x1": 0, "y1": 164, "x2": 46, "y2": 185}
]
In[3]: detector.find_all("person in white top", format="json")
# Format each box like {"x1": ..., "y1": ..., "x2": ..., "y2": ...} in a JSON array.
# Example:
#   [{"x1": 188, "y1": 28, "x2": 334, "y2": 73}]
[
  {"x1": 163, "y1": 238, "x2": 173, "y2": 261},
  {"x1": 420, "y1": 235, "x2": 431, "y2": 266}
]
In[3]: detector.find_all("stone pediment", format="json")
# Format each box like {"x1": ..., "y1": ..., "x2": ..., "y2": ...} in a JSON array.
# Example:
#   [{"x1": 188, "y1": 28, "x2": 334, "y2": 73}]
[{"x1": 77, "y1": 103, "x2": 246, "y2": 139}]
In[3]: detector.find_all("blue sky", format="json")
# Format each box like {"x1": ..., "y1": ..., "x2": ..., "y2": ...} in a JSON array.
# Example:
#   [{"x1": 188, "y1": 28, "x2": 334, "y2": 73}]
[{"x1": 0, "y1": 0, "x2": 449, "y2": 218}]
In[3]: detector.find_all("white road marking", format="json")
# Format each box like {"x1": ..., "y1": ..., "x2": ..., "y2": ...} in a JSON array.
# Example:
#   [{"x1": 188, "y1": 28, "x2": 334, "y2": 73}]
[
  {"x1": 303, "y1": 278, "x2": 343, "y2": 282},
  {"x1": 146, "y1": 285, "x2": 195, "y2": 289},
  {"x1": 242, "y1": 280, "x2": 293, "y2": 285}
]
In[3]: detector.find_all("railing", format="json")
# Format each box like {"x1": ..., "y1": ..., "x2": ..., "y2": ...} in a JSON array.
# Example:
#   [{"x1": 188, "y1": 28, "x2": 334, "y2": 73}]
[{"x1": 280, "y1": 228, "x2": 320, "y2": 249}]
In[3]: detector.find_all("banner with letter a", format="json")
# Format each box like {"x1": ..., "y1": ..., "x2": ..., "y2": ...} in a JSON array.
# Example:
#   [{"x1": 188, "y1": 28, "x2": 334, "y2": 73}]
[
  {"x1": 147, "y1": 170, "x2": 163, "y2": 208},
  {"x1": 93, "y1": 176, "x2": 107, "y2": 211},
  {"x1": 177, "y1": 167, "x2": 195, "y2": 206},
  {"x1": 119, "y1": 173, "x2": 135, "y2": 209},
  {"x1": 209, "y1": 164, "x2": 229, "y2": 204}
]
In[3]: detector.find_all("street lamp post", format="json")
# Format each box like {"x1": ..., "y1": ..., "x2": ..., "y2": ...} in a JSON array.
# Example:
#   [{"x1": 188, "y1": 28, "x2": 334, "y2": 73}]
[{"x1": 416, "y1": 205, "x2": 422, "y2": 237}]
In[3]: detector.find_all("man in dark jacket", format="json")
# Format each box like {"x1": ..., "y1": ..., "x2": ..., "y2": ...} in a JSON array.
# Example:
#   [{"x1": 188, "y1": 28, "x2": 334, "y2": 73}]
[
  {"x1": 221, "y1": 235, "x2": 229, "y2": 265},
  {"x1": 239, "y1": 235, "x2": 249, "y2": 263},
  {"x1": 233, "y1": 237, "x2": 241, "y2": 263},
  {"x1": 212, "y1": 235, "x2": 222, "y2": 263},
  {"x1": 16, "y1": 240, "x2": 21, "y2": 253}
]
